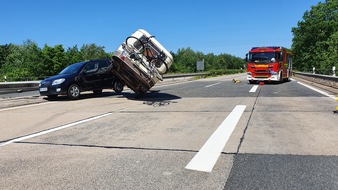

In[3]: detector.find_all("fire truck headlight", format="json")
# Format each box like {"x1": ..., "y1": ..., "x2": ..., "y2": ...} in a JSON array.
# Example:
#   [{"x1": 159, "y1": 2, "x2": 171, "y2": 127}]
[{"x1": 270, "y1": 71, "x2": 278, "y2": 75}]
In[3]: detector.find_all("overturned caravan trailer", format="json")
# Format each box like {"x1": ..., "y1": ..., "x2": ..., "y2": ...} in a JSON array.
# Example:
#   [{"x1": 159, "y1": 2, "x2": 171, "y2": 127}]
[{"x1": 111, "y1": 29, "x2": 173, "y2": 95}]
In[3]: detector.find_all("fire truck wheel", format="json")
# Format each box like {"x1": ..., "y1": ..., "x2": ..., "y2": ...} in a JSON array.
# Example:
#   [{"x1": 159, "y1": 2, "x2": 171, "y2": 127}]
[{"x1": 279, "y1": 72, "x2": 283, "y2": 83}]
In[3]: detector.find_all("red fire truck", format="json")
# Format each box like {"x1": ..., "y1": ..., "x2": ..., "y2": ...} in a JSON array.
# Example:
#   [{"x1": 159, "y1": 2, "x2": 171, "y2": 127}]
[{"x1": 246, "y1": 46, "x2": 293, "y2": 84}]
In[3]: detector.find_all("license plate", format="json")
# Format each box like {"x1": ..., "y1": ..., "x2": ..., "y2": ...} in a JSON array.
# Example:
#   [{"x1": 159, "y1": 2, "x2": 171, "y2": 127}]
[{"x1": 39, "y1": 87, "x2": 48, "y2": 92}]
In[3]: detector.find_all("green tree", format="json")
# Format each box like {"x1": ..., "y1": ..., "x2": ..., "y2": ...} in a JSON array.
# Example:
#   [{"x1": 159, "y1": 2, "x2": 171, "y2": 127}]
[
  {"x1": 1, "y1": 44, "x2": 27, "y2": 80},
  {"x1": 0, "y1": 44, "x2": 12, "y2": 69},
  {"x1": 170, "y1": 48, "x2": 245, "y2": 73},
  {"x1": 173, "y1": 47, "x2": 200, "y2": 73},
  {"x1": 21, "y1": 40, "x2": 43, "y2": 77},
  {"x1": 292, "y1": 0, "x2": 338, "y2": 73},
  {"x1": 80, "y1": 44, "x2": 110, "y2": 60},
  {"x1": 66, "y1": 45, "x2": 83, "y2": 64},
  {"x1": 40, "y1": 44, "x2": 58, "y2": 76},
  {"x1": 52, "y1": 44, "x2": 67, "y2": 73},
  {"x1": 204, "y1": 53, "x2": 217, "y2": 71}
]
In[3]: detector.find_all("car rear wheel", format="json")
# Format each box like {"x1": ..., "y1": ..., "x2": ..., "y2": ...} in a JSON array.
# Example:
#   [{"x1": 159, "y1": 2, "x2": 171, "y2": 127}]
[
  {"x1": 113, "y1": 81, "x2": 124, "y2": 93},
  {"x1": 67, "y1": 84, "x2": 81, "y2": 99}
]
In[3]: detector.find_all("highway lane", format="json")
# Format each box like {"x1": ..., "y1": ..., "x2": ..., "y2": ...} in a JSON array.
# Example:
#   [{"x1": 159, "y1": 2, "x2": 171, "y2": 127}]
[{"x1": 1, "y1": 73, "x2": 338, "y2": 190}]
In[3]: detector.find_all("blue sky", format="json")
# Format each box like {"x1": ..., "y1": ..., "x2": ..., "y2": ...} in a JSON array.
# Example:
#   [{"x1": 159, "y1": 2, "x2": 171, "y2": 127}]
[{"x1": 0, "y1": 0, "x2": 321, "y2": 58}]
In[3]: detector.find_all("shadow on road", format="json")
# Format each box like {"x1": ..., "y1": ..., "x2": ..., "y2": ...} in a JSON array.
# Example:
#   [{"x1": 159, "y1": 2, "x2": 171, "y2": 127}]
[
  {"x1": 124, "y1": 90, "x2": 181, "y2": 101},
  {"x1": 43, "y1": 90, "x2": 182, "y2": 103}
]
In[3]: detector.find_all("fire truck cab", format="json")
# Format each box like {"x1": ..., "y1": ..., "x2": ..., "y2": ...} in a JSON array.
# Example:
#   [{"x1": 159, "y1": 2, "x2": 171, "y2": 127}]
[{"x1": 246, "y1": 46, "x2": 293, "y2": 84}]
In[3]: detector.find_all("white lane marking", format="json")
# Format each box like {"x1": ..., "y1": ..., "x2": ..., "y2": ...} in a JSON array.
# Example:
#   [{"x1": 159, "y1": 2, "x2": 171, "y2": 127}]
[
  {"x1": 185, "y1": 105, "x2": 246, "y2": 172},
  {"x1": 0, "y1": 102, "x2": 55, "y2": 112},
  {"x1": 0, "y1": 113, "x2": 112, "y2": 147},
  {"x1": 249, "y1": 85, "x2": 259, "y2": 92},
  {"x1": 297, "y1": 81, "x2": 336, "y2": 100},
  {"x1": 205, "y1": 83, "x2": 221, "y2": 88}
]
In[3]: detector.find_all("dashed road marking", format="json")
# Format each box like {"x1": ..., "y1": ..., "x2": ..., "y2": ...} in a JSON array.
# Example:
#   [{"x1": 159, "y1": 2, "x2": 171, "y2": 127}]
[
  {"x1": 249, "y1": 85, "x2": 259, "y2": 93},
  {"x1": 205, "y1": 83, "x2": 221, "y2": 88}
]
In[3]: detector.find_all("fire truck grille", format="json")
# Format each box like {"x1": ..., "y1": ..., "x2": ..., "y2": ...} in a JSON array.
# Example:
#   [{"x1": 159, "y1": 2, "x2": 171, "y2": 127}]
[
  {"x1": 255, "y1": 70, "x2": 270, "y2": 73},
  {"x1": 254, "y1": 70, "x2": 270, "y2": 78}
]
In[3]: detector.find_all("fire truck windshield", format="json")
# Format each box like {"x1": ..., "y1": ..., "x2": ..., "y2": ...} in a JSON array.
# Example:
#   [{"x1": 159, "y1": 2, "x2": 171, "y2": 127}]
[{"x1": 249, "y1": 52, "x2": 276, "y2": 63}]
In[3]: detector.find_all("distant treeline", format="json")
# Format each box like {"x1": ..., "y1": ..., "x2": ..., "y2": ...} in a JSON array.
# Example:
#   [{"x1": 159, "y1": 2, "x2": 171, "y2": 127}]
[{"x1": 0, "y1": 41, "x2": 245, "y2": 81}]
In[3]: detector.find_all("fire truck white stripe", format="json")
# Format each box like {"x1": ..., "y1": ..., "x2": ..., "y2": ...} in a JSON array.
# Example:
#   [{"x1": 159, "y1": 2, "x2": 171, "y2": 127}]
[
  {"x1": 249, "y1": 85, "x2": 259, "y2": 92},
  {"x1": 185, "y1": 105, "x2": 246, "y2": 172}
]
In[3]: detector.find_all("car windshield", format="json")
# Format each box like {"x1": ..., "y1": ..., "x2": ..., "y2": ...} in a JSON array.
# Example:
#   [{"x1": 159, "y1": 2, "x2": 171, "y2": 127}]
[
  {"x1": 249, "y1": 52, "x2": 276, "y2": 63},
  {"x1": 59, "y1": 62, "x2": 86, "y2": 74}
]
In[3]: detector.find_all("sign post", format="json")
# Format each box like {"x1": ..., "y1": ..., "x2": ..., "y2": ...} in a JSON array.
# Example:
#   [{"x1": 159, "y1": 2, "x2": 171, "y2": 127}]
[{"x1": 333, "y1": 66, "x2": 336, "y2": 76}]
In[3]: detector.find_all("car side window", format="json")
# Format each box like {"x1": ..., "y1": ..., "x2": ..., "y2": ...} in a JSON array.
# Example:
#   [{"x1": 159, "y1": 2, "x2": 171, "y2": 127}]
[
  {"x1": 97, "y1": 60, "x2": 109, "y2": 74},
  {"x1": 84, "y1": 62, "x2": 99, "y2": 74}
]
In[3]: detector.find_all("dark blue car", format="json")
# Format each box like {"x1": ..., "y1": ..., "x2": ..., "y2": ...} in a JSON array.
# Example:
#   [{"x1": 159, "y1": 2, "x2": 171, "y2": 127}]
[{"x1": 39, "y1": 59, "x2": 124, "y2": 99}]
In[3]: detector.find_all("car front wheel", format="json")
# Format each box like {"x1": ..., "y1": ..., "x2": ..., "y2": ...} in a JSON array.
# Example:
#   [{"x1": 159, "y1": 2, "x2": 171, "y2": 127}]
[{"x1": 67, "y1": 84, "x2": 81, "y2": 99}]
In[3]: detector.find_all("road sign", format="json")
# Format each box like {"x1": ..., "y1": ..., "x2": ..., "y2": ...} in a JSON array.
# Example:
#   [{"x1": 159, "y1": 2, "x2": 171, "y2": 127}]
[{"x1": 196, "y1": 59, "x2": 204, "y2": 71}]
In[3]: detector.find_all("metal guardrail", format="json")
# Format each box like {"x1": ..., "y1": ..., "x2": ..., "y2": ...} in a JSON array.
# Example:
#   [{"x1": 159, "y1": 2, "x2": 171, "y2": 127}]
[
  {"x1": 294, "y1": 72, "x2": 338, "y2": 88},
  {"x1": 163, "y1": 72, "x2": 208, "y2": 79},
  {"x1": 0, "y1": 81, "x2": 40, "y2": 94}
]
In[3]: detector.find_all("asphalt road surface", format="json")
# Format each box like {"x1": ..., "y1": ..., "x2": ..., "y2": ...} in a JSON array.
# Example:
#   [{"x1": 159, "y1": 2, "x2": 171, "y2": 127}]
[{"x1": 1, "y1": 73, "x2": 338, "y2": 190}]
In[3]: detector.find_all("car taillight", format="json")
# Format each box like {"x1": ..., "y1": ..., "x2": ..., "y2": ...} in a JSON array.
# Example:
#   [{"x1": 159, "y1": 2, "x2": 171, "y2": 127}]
[{"x1": 121, "y1": 50, "x2": 125, "y2": 61}]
